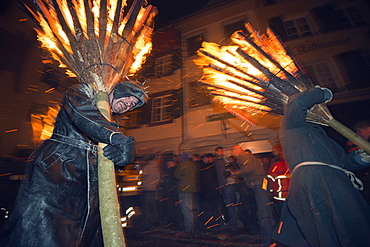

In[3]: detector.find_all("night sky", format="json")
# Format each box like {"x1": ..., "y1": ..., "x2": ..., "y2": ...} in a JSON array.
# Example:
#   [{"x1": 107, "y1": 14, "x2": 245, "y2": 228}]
[
  {"x1": 148, "y1": 0, "x2": 210, "y2": 28},
  {"x1": 0, "y1": 0, "x2": 211, "y2": 28}
]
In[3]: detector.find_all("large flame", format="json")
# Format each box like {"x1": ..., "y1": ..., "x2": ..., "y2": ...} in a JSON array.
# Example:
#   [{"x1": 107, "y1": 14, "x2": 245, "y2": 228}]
[
  {"x1": 27, "y1": 0, "x2": 156, "y2": 92},
  {"x1": 195, "y1": 24, "x2": 370, "y2": 157},
  {"x1": 194, "y1": 23, "x2": 305, "y2": 124},
  {"x1": 30, "y1": 105, "x2": 60, "y2": 144}
]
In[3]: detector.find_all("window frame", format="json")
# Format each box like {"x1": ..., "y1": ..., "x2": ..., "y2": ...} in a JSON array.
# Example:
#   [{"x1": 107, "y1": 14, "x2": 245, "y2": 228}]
[
  {"x1": 154, "y1": 54, "x2": 174, "y2": 77},
  {"x1": 335, "y1": 5, "x2": 368, "y2": 29},
  {"x1": 188, "y1": 80, "x2": 211, "y2": 108},
  {"x1": 283, "y1": 16, "x2": 313, "y2": 40},
  {"x1": 151, "y1": 94, "x2": 173, "y2": 123},
  {"x1": 305, "y1": 62, "x2": 339, "y2": 91}
]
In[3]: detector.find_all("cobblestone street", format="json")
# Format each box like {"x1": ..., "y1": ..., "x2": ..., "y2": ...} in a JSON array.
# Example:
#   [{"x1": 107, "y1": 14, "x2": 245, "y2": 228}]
[{"x1": 126, "y1": 227, "x2": 263, "y2": 247}]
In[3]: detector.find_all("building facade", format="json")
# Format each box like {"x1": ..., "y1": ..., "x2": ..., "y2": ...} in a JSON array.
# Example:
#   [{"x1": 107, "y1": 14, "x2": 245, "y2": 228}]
[
  {"x1": 1, "y1": 0, "x2": 368, "y2": 159},
  {"x1": 126, "y1": 0, "x2": 370, "y2": 159}
]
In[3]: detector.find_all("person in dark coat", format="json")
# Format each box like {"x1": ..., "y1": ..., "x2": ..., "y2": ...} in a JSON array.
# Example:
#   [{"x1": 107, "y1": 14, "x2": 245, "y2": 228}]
[
  {"x1": 231, "y1": 145, "x2": 275, "y2": 247},
  {"x1": 214, "y1": 147, "x2": 240, "y2": 232},
  {"x1": 272, "y1": 87, "x2": 370, "y2": 247},
  {"x1": 353, "y1": 120, "x2": 370, "y2": 206},
  {"x1": 198, "y1": 153, "x2": 222, "y2": 230},
  {"x1": 161, "y1": 155, "x2": 181, "y2": 228},
  {"x1": 0, "y1": 80, "x2": 148, "y2": 247},
  {"x1": 174, "y1": 152, "x2": 198, "y2": 235}
]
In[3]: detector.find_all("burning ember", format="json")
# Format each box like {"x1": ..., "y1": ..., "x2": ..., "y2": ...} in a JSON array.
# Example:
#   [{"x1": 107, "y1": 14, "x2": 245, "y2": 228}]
[
  {"x1": 20, "y1": 1, "x2": 158, "y2": 246},
  {"x1": 195, "y1": 23, "x2": 370, "y2": 154},
  {"x1": 194, "y1": 23, "x2": 318, "y2": 125},
  {"x1": 22, "y1": 0, "x2": 157, "y2": 92}
]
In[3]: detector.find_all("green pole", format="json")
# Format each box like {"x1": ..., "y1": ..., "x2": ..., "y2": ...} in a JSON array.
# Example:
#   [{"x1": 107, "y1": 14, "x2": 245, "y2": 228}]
[
  {"x1": 96, "y1": 91, "x2": 126, "y2": 247},
  {"x1": 328, "y1": 118, "x2": 370, "y2": 155}
]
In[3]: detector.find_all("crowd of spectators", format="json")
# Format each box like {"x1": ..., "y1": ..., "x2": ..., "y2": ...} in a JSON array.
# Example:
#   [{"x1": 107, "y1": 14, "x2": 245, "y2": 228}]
[
  {"x1": 130, "y1": 144, "x2": 286, "y2": 245},
  {"x1": 127, "y1": 113, "x2": 370, "y2": 247}
]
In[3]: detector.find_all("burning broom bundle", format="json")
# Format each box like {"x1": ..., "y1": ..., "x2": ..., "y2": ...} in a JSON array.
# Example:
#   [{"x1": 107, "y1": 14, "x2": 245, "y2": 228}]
[
  {"x1": 195, "y1": 23, "x2": 370, "y2": 154},
  {"x1": 21, "y1": 0, "x2": 157, "y2": 246}
]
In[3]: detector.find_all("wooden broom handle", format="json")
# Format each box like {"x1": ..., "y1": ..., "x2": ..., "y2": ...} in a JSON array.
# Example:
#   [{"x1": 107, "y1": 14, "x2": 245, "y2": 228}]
[{"x1": 328, "y1": 118, "x2": 370, "y2": 155}]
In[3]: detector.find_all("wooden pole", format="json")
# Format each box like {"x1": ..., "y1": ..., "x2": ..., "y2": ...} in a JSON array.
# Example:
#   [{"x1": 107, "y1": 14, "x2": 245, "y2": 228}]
[
  {"x1": 96, "y1": 91, "x2": 126, "y2": 247},
  {"x1": 328, "y1": 118, "x2": 370, "y2": 155},
  {"x1": 25, "y1": 0, "x2": 156, "y2": 245}
]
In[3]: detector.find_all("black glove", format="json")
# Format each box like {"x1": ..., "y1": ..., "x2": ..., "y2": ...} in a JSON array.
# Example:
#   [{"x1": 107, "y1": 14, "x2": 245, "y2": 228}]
[{"x1": 103, "y1": 135, "x2": 135, "y2": 166}]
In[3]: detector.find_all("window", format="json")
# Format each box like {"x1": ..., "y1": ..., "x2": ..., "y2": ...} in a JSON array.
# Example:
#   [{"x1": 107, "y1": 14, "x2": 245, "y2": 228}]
[
  {"x1": 151, "y1": 95, "x2": 172, "y2": 122},
  {"x1": 155, "y1": 54, "x2": 173, "y2": 77},
  {"x1": 305, "y1": 63, "x2": 338, "y2": 91},
  {"x1": 188, "y1": 81, "x2": 211, "y2": 108},
  {"x1": 187, "y1": 33, "x2": 206, "y2": 57},
  {"x1": 334, "y1": 50, "x2": 370, "y2": 89},
  {"x1": 336, "y1": 6, "x2": 367, "y2": 29},
  {"x1": 283, "y1": 17, "x2": 313, "y2": 40},
  {"x1": 223, "y1": 20, "x2": 246, "y2": 45}
]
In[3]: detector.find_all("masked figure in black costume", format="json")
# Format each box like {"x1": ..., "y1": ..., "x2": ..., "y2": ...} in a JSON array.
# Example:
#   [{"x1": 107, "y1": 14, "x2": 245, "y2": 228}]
[
  {"x1": 272, "y1": 87, "x2": 370, "y2": 247},
  {"x1": 0, "y1": 80, "x2": 148, "y2": 247}
]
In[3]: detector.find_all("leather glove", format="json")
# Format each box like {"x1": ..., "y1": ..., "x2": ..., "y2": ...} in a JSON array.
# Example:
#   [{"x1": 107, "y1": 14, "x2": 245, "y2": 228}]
[{"x1": 103, "y1": 135, "x2": 135, "y2": 166}]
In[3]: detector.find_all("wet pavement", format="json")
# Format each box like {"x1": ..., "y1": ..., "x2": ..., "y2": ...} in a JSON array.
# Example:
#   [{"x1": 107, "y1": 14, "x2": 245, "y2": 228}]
[{"x1": 125, "y1": 227, "x2": 263, "y2": 247}]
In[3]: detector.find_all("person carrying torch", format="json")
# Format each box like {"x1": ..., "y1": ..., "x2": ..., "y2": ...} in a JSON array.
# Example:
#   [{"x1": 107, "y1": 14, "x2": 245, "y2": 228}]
[
  {"x1": 3, "y1": 0, "x2": 157, "y2": 245},
  {"x1": 272, "y1": 87, "x2": 370, "y2": 247},
  {"x1": 195, "y1": 22, "x2": 370, "y2": 247},
  {"x1": 0, "y1": 80, "x2": 147, "y2": 247}
]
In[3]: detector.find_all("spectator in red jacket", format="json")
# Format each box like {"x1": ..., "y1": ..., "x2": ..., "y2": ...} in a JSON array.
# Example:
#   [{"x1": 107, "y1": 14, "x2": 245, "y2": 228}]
[{"x1": 266, "y1": 145, "x2": 290, "y2": 216}]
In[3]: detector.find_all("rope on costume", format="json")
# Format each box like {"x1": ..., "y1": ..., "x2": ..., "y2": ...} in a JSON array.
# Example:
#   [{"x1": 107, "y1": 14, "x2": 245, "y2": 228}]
[{"x1": 292, "y1": 161, "x2": 364, "y2": 191}]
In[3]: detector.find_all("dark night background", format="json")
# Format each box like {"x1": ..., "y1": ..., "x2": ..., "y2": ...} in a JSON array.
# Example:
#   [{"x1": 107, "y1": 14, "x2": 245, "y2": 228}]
[
  {"x1": 0, "y1": 0, "x2": 212, "y2": 26},
  {"x1": 0, "y1": 0, "x2": 369, "y2": 166},
  {"x1": 149, "y1": 0, "x2": 210, "y2": 27},
  {"x1": 0, "y1": 0, "x2": 369, "y2": 162}
]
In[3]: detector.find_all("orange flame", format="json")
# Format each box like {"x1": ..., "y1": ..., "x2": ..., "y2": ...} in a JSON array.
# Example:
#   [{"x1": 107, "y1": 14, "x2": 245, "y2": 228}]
[
  {"x1": 28, "y1": 0, "x2": 156, "y2": 91},
  {"x1": 194, "y1": 23, "x2": 301, "y2": 124},
  {"x1": 30, "y1": 105, "x2": 60, "y2": 144}
]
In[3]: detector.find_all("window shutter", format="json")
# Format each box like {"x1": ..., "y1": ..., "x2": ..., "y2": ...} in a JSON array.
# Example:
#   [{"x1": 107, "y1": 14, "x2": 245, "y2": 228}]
[
  {"x1": 334, "y1": 50, "x2": 370, "y2": 89},
  {"x1": 311, "y1": 4, "x2": 342, "y2": 32},
  {"x1": 187, "y1": 33, "x2": 205, "y2": 57},
  {"x1": 169, "y1": 89, "x2": 183, "y2": 119},
  {"x1": 268, "y1": 16, "x2": 288, "y2": 42},
  {"x1": 137, "y1": 99, "x2": 152, "y2": 125},
  {"x1": 173, "y1": 48, "x2": 182, "y2": 71}
]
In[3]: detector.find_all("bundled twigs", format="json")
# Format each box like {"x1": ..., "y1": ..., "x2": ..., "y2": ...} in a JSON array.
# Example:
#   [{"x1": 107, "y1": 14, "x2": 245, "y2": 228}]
[
  {"x1": 195, "y1": 23, "x2": 370, "y2": 154},
  {"x1": 22, "y1": 0, "x2": 157, "y2": 245}
]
